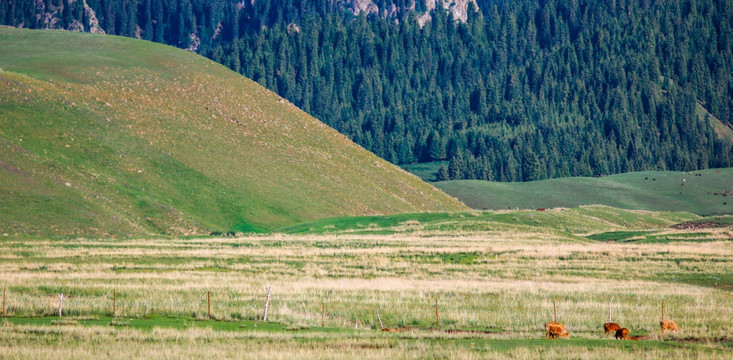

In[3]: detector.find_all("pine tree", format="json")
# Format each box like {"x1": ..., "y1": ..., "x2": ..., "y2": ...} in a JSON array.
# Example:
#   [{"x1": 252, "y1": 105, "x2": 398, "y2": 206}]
[{"x1": 435, "y1": 164, "x2": 450, "y2": 182}]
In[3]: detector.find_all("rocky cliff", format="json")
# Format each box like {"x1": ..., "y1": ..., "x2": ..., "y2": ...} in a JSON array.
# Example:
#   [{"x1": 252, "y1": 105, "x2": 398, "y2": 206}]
[{"x1": 343, "y1": 0, "x2": 479, "y2": 25}]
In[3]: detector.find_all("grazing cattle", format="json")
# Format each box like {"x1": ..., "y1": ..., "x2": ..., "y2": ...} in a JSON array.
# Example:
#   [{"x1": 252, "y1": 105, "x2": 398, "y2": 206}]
[
  {"x1": 660, "y1": 301, "x2": 680, "y2": 333},
  {"x1": 545, "y1": 322, "x2": 569, "y2": 339},
  {"x1": 615, "y1": 328, "x2": 629, "y2": 339},
  {"x1": 660, "y1": 320, "x2": 680, "y2": 332},
  {"x1": 604, "y1": 322, "x2": 621, "y2": 335}
]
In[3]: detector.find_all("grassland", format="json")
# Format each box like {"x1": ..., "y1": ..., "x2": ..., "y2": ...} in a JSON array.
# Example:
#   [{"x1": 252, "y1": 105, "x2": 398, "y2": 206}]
[
  {"x1": 0, "y1": 28, "x2": 466, "y2": 238},
  {"x1": 276, "y1": 205, "x2": 698, "y2": 235},
  {"x1": 435, "y1": 167, "x2": 733, "y2": 215},
  {"x1": 1, "y1": 207, "x2": 731, "y2": 359}
]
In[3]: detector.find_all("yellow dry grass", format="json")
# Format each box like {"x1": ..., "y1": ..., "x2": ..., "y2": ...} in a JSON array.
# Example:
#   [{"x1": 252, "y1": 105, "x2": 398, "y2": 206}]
[{"x1": 0, "y1": 229, "x2": 731, "y2": 358}]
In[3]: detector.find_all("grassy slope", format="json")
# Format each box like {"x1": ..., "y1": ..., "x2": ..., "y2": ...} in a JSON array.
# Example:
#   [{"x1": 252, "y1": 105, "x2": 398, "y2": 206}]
[
  {"x1": 697, "y1": 102, "x2": 733, "y2": 142},
  {"x1": 0, "y1": 28, "x2": 466, "y2": 237},
  {"x1": 278, "y1": 205, "x2": 698, "y2": 235},
  {"x1": 434, "y1": 168, "x2": 733, "y2": 215}
]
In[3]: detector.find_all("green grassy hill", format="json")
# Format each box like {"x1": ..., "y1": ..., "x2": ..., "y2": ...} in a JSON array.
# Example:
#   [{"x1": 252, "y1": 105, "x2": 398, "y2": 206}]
[
  {"x1": 0, "y1": 28, "x2": 467, "y2": 238},
  {"x1": 434, "y1": 168, "x2": 733, "y2": 216}
]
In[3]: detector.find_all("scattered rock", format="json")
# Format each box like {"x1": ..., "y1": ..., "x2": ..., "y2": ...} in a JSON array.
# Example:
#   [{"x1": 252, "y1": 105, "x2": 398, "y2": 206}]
[{"x1": 287, "y1": 23, "x2": 301, "y2": 35}]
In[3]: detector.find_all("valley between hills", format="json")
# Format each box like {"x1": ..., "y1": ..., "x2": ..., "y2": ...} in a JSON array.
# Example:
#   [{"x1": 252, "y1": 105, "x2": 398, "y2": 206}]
[{"x1": 0, "y1": 26, "x2": 731, "y2": 360}]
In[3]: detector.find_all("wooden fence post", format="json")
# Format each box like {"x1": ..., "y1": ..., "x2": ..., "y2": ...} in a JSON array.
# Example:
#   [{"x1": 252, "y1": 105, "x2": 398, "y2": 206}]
[
  {"x1": 661, "y1": 300, "x2": 664, "y2": 321},
  {"x1": 377, "y1": 309, "x2": 384, "y2": 330},
  {"x1": 113, "y1": 289, "x2": 116, "y2": 317},
  {"x1": 553, "y1": 301, "x2": 557, "y2": 322},
  {"x1": 2, "y1": 286, "x2": 5, "y2": 318},
  {"x1": 262, "y1": 286, "x2": 272, "y2": 322},
  {"x1": 321, "y1": 302, "x2": 325, "y2": 328},
  {"x1": 435, "y1": 298, "x2": 439, "y2": 327},
  {"x1": 208, "y1": 291, "x2": 211, "y2": 320},
  {"x1": 58, "y1": 293, "x2": 64, "y2": 318}
]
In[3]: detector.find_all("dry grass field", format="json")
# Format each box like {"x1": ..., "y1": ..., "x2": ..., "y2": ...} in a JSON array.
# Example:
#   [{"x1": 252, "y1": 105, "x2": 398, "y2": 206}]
[{"x1": 1, "y1": 209, "x2": 732, "y2": 359}]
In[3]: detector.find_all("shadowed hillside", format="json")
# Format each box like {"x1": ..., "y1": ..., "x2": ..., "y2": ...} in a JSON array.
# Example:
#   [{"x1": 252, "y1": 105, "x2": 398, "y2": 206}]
[{"x1": 0, "y1": 28, "x2": 466, "y2": 237}]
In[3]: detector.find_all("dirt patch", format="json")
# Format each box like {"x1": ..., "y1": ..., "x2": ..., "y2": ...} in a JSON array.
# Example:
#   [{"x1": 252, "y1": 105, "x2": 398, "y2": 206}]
[
  {"x1": 675, "y1": 336, "x2": 730, "y2": 344},
  {"x1": 444, "y1": 329, "x2": 502, "y2": 335},
  {"x1": 0, "y1": 161, "x2": 21, "y2": 175},
  {"x1": 382, "y1": 327, "x2": 503, "y2": 335},
  {"x1": 671, "y1": 221, "x2": 730, "y2": 230}
]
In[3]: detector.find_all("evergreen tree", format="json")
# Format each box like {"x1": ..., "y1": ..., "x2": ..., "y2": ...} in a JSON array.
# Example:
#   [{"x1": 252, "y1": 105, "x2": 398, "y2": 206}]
[{"x1": 435, "y1": 164, "x2": 450, "y2": 182}]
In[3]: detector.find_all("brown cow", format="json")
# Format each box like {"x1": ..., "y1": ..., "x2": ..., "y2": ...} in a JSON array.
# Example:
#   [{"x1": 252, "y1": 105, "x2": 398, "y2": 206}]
[
  {"x1": 545, "y1": 322, "x2": 569, "y2": 339},
  {"x1": 660, "y1": 320, "x2": 680, "y2": 332},
  {"x1": 604, "y1": 322, "x2": 621, "y2": 335},
  {"x1": 660, "y1": 301, "x2": 680, "y2": 333},
  {"x1": 544, "y1": 321, "x2": 559, "y2": 339},
  {"x1": 615, "y1": 328, "x2": 629, "y2": 339}
]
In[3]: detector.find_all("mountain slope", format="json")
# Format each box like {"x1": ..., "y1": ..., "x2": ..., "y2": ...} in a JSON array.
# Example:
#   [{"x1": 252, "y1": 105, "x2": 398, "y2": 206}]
[
  {"x1": 3, "y1": 1, "x2": 732, "y2": 181},
  {"x1": 435, "y1": 168, "x2": 733, "y2": 216},
  {"x1": 0, "y1": 28, "x2": 467, "y2": 237}
]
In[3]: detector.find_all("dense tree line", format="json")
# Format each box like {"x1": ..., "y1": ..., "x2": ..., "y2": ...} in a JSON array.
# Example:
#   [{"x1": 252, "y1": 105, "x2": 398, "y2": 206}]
[{"x1": 3, "y1": 0, "x2": 731, "y2": 181}]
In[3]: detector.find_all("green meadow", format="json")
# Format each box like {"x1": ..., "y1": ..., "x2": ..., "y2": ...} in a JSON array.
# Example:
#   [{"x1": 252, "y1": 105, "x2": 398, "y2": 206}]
[{"x1": 435, "y1": 168, "x2": 733, "y2": 215}]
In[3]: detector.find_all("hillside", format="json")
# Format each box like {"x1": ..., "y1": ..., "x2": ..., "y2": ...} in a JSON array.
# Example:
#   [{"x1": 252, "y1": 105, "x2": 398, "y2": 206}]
[
  {"x1": 434, "y1": 168, "x2": 733, "y2": 216},
  {"x1": 3, "y1": 0, "x2": 732, "y2": 181},
  {"x1": 0, "y1": 28, "x2": 466, "y2": 238}
]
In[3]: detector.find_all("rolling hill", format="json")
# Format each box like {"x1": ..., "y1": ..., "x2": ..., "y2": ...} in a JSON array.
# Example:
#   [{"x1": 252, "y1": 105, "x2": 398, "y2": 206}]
[
  {"x1": 5, "y1": 1, "x2": 732, "y2": 182},
  {"x1": 0, "y1": 28, "x2": 467, "y2": 238},
  {"x1": 434, "y1": 168, "x2": 733, "y2": 216}
]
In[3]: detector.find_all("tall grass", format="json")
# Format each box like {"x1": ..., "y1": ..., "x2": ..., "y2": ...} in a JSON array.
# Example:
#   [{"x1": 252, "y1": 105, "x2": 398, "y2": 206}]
[
  {"x1": 1, "y1": 208, "x2": 731, "y2": 357},
  {"x1": 1, "y1": 231, "x2": 730, "y2": 334}
]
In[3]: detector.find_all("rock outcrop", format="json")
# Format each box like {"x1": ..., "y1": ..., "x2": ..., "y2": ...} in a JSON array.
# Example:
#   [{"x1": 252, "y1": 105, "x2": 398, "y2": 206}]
[
  {"x1": 349, "y1": 0, "x2": 380, "y2": 16},
  {"x1": 343, "y1": 0, "x2": 479, "y2": 26},
  {"x1": 32, "y1": 0, "x2": 105, "y2": 34},
  {"x1": 418, "y1": 0, "x2": 478, "y2": 26}
]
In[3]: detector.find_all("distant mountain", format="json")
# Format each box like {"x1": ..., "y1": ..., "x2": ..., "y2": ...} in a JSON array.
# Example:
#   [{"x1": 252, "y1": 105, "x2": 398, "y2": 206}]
[
  {"x1": 0, "y1": 28, "x2": 467, "y2": 238},
  {"x1": 3, "y1": 0, "x2": 731, "y2": 182}
]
